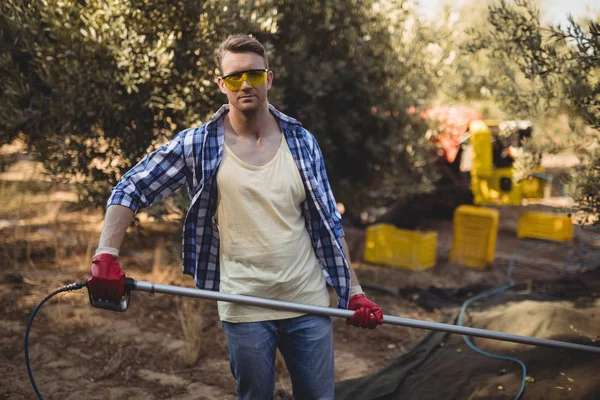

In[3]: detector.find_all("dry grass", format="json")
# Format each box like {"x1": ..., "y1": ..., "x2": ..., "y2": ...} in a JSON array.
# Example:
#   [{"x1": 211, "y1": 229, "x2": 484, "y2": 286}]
[
  {"x1": 148, "y1": 240, "x2": 179, "y2": 284},
  {"x1": 141, "y1": 244, "x2": 208, "y2": 366},
  {"x1": 176, "y1": 296, "x2": 206, "y2": 366},
  {"x1": 95, "y1": 346, "x2": 143, "y2": 381},
  {"x1": 1, "y1": 145, "x2": 208, "y2": 371},
  {"x1": 275, "y1": 350, "x2": 292, "y2": 394}
]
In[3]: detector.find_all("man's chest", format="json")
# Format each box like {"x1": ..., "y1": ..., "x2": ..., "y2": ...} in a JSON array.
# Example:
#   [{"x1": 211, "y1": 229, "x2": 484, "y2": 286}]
[
  {"x1": 217, "y1": 132, "x2": 307, "y2": 208},
  {"x1": 224, "y1": 132, "x2": 283, "y2": 167}
]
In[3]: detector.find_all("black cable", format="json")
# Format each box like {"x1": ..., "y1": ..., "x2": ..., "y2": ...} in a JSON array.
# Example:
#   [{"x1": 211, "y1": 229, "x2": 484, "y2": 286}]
[{"x1": 25, "y1": 281, "x2": 87, "y2": 400}]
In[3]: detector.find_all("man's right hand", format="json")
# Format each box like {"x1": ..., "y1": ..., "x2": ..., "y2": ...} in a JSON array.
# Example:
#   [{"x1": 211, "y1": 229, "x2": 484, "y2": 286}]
[{"x1": 88, "y1": 253, "x2": 126, "y2": 305}]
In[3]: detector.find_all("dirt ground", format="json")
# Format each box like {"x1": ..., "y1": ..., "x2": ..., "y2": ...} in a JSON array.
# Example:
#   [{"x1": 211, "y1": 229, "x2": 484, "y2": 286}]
[{"x1": 1, "y1": 149, "x2": 598, "y2": 399}]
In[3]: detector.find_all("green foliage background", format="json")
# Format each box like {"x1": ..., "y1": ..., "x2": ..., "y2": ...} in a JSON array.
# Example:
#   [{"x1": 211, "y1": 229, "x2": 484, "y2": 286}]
[
  {"x1": 466, "y1": 0, "x2": 600, "y2": 223},
  {"x1": 0, "y1": 0, "x2": 436, "y2": 214},
  {"x1": 1, "y1": 0, "x2": 599, "y2": 222}
]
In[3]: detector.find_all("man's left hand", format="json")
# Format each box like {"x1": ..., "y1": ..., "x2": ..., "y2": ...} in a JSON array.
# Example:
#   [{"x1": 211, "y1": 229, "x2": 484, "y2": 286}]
[{"x1": 347, "y1": 294, "x2": 384, "y2": 329}]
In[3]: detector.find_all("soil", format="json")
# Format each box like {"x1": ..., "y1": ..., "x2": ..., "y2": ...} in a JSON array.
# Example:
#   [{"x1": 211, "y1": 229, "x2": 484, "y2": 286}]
[{"x1": 0, "y1": 151, "x2": 598, "y2": 399}]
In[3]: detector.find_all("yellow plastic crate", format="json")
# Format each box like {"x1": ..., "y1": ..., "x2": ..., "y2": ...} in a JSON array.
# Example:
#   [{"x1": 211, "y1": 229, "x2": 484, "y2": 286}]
[
  {"x1": 521, "y1": 167, "x2": 548, "y2": 199},
  {"x1": 471, "y1": 167, "x2": 522, "y2": 206},
  {"x1": 363, "y1": 224, "x2": 437, "y2": 271},
  {"x1": 517, "y1": 211, "x2": 573, "y2": 242},
  {"x1": 520, "y1": 176, "x2": 545, "y2": 199},
  {"x1": 450, "y1": 205, "x2": 499, "y2": 269}
]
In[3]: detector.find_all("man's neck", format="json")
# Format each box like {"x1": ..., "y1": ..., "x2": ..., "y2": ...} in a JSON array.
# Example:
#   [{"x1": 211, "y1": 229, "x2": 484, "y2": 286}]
[{"x1": 227, "y1": 102, "x2": 273, "y2": 139}]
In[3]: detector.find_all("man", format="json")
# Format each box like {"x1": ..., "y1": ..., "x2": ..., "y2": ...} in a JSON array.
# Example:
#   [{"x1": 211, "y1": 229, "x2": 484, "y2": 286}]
[{"x1": 88, "y1": 33, "x2": 384, "y2": 400}]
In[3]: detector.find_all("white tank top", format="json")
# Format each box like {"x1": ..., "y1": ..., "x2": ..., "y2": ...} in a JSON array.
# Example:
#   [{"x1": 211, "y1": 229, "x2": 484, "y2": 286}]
[{"x1": 215, "y1": 134, "x2": 330, "y2": 322}]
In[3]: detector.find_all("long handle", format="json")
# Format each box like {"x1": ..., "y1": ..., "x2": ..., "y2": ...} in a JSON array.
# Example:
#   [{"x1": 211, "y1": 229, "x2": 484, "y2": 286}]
[{"x1": 127, "y1": 279, "x2": 600, "y2": 354}]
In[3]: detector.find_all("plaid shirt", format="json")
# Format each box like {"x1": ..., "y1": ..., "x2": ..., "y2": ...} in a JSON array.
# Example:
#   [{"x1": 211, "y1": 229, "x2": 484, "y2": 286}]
[{"x1": 107, "y1": 104, "x2": 351, "y2": 308}]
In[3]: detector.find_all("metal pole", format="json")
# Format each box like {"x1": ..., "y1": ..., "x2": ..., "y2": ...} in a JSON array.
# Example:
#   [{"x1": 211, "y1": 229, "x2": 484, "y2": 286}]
[{"x1": 130, "y1": 279, "x2": 600, "y2": 354}]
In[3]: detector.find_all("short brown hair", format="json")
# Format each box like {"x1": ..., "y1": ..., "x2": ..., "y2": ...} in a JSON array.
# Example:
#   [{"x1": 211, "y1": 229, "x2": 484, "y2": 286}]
[{"x1": 216, "y1": 34, "x2": 269, "y2": 75}]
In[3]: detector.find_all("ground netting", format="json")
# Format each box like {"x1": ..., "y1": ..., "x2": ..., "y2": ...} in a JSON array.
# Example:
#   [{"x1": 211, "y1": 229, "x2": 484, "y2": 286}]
[{"x1": 335, "y1": 271, "x2": 600, "y2": 400}]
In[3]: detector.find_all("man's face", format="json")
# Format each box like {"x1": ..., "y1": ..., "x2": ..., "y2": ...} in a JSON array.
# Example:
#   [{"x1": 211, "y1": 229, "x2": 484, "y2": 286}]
[{"x1": 218, "y1": 51, "x2": 273, "y2": 113}]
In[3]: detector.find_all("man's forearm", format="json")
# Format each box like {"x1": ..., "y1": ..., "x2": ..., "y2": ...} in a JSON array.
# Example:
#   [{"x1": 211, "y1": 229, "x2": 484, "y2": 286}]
[{"x1": 96, "y1": 205, "x2": 135, "y2": 256}]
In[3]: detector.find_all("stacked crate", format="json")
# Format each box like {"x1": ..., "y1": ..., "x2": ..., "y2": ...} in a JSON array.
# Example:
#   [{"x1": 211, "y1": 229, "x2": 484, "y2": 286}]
[
  {"x1": 450, "y1": 205, "x2": 499, "y2": 269},
  {"x1": 363, "y1": 224, "x2": 437, "y2": 271}
]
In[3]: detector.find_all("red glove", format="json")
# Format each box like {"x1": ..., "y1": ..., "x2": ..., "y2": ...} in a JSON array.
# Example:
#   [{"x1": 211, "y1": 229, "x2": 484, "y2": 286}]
[
  {"x1": 87, "y1": 253, "x2": 125, "y2": 305},
  {"x1": 347, "y1": 294, "x2": 384, "y2": 329}
]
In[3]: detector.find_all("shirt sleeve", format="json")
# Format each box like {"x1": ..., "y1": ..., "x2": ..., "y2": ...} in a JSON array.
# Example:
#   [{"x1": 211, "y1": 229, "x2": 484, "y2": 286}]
[
  {"x1": 309, "y1": 132, "x2": 345, "y2": 239},
  {"x1": 107, "y1": 130, "x2": 191, "y2": 213}
]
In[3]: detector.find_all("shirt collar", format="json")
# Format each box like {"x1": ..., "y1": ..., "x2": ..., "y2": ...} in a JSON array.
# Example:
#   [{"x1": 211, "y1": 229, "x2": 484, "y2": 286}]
[{"x1": 207, "y1": 103, "x2": 302, "y2": 132}]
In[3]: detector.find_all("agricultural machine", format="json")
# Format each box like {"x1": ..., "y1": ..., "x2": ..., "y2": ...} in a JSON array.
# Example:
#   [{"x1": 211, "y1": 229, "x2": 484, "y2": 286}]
[{"x1": 375, "y1": 105, "x2": 548, "y2": 229}]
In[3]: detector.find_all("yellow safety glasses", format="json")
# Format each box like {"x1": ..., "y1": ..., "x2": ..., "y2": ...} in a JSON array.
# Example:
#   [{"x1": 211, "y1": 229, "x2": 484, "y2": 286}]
[{"x1": 221, "y1": 69, "x2": 268, "y2": 91}]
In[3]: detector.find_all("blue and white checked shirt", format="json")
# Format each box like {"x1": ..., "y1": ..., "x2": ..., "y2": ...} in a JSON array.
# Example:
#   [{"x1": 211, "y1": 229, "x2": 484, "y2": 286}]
[{"x1": 107, "y1": 104, "x2": 351, "y2": 308}]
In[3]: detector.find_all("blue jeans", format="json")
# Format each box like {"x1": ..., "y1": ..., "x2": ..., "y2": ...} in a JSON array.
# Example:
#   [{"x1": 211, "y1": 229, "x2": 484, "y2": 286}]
[{"x1": 221, "y1": 314, "x2": 334, "y2": 400}]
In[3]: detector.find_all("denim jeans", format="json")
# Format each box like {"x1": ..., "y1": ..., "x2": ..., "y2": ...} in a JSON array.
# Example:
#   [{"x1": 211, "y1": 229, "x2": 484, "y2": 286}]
[{"x1": 221, "y1": 314, "x2": 335, "y2": 400}]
